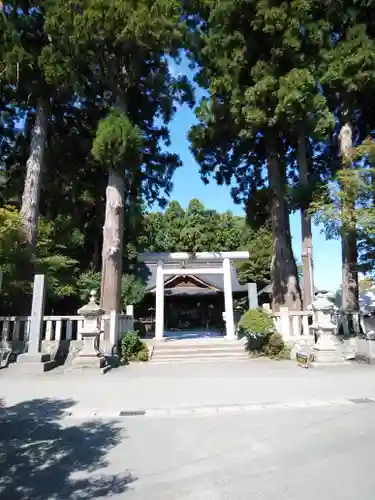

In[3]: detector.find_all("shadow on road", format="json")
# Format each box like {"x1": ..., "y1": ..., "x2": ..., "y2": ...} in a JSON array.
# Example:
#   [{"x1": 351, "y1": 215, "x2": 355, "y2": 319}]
[{"x1": 0, "y1": 397, "x2": 133, "y2": 499}]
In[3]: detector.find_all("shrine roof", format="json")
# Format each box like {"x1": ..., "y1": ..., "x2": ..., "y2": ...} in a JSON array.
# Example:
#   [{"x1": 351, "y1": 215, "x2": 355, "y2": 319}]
[{"x1": 138, "y1": 260, "x2": 247, "y2": 293}]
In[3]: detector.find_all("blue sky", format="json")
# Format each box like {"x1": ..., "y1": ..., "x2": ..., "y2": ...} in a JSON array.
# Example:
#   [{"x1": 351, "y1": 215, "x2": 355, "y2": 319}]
[{"x1": 163, "y1": 57, "x2": 342, "y2": 292}]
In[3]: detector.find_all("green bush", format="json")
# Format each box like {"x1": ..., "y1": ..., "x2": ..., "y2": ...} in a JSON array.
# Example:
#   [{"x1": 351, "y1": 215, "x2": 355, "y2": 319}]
[
  {"x1": 239, "y1": 308, "x2": 274, "y2": 353},
  {"x1": 239, "y1": 308, "x2": 274, "y2": 336},
  {"x1": 120, "y1": 331, "x2": 149, "y2": 362},
  {"x1": 136, "y1": 345, "x2": 149, "y2": 362},
  {"x1": 274, "y1": 345, "x2": 292, "y2": 360},
  {"x1": 264, "y1": 332, "x2": 284, "y2": 358}
]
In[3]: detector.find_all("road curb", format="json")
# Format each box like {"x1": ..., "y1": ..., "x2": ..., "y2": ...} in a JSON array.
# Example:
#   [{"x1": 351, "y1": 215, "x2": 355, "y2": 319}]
[{"x1": 1, "y1": 397, "x2": 374, "y2": 421}]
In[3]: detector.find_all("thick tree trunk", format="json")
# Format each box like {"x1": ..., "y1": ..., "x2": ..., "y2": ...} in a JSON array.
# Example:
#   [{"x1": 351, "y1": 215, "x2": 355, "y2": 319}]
[
  {"x1": 339, "y1": 121, "x2": 358, "y2": 312},
  {"x1": 341, "y1": 227, "x2": 358, "y2": 311},
  {"x1": 20, "y1": 97, "x2": 49, "y2": 249},
  {"x1": 297, "y1": 133, "x2": 314, "y2": 308},
  {"x1": 100, "y1": 167, "x2": 125, "y2": 313},
  {"x1": 266, "y1": 136, "x2": 302, "y2": 312}
]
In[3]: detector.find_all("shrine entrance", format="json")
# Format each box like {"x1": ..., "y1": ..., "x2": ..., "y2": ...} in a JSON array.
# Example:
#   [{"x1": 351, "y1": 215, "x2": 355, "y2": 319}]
[{"x1": 137, "y1": 252, "x2": 249, "y2": 340}]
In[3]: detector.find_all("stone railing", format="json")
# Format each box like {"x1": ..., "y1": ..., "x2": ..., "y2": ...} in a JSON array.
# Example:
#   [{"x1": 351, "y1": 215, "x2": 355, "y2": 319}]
[
  {"x1": 266, "y1": 307, "x2": 314, "y2": 342},
  {"x1": 0, "y1": 316, "x2": 31, "y2": 343},
  {"x1": 43, "y1": 315, "x2": 84, "y2": 342},
  {"x1": 118, "y1": 313, "x2": 134, "y2": 335},
  {"x1": 0, "y1": 312, "x2": 134, "y2": 346}
]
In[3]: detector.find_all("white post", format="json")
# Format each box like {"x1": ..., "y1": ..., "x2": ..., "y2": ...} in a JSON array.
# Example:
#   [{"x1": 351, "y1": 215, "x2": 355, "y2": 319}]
[
  {"x1": 155, "y1": 259, "x2": 164, "y2": 340},
  {"x1": 28, "y1": 274, "x2": 46, "y2": 355},
  {"x1": 279, "y1": 306, "x2": 290, "y2": 340},
  {"x1": 109, "y1": 310, "x2": 118, "y2": 347},
  {"x1": 223, "y1": 258, "x2": 236, "y2": 339},
  {"x1": 248, "y1": 283, "x2": 258, "y2": 309}
]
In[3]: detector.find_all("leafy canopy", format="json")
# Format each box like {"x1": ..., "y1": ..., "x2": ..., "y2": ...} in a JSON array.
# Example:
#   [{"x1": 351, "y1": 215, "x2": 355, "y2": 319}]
[{"x1": 92, "y1": 109, "x2": 143, "y2": 171}]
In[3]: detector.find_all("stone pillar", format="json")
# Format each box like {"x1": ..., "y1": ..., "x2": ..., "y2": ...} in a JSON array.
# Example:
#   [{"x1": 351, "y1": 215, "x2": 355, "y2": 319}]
[
  {"x1": 223, "y1": 258, "x2": 236, "y2": 339},
  {"x1": 27, "y1": 274, "x2": 46, "y2": 354},
  {"x1": 109, "y1": 310, "x2": 118, "y2": 348},
  {"x1": 248, "y1": 283, "x2": 258, "y2": 309},
  {"x1": 126, "y1": 305, "x2": 134, "y2": 317},
  {"x1": 14, "y1": 274, "x2": 55, "y2": 373},
  {"x1": 279, "y1": 306, "x2": 290, "y2": 341},
  {"x1": 155, "y1": 259, "x2": 164, "y2": 340},
  {"x1": 72, "y1": 291, "x2": 106, "y2": 370}
]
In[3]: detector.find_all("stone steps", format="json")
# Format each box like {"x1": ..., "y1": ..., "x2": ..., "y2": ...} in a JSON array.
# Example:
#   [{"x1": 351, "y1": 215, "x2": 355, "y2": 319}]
[{"x1": 149, "y1": 340, "x2": 249, "y2": 363}]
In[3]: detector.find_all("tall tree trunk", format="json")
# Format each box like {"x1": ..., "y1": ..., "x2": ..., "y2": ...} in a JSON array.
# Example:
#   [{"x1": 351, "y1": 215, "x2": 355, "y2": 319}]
[
  {"x1": 100, "y1": 167, "x2": 125, "y2": 313},
  {"x1": 266, "y1": 135, "x2": 302, "y2": 312},
  {"x1": 20, "y1": 97, "x2": 49, "y2": 249},
  {"x1": 297, "y1": 133, "x2": 314, "y2": 307},
  {"x1": 341, "y1": 227, "x2": 358, "y2": 311},
  {"x1": 339, "y1": 121, "x2": 358, "y2": 312}
]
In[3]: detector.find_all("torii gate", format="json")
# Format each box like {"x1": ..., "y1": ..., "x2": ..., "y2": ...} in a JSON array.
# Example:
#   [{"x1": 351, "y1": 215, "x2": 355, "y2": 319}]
[{"x1": 138, "y1": 252, "x2": 250, "y2": 340}]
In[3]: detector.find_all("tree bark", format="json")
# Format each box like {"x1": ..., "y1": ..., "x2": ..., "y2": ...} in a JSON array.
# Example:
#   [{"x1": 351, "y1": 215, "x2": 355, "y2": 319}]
[
  {"x1": 341, "y1": 226, "x2": 358, "y2": 311},
  {"x1": 100, "y1": 93, "x2": 128, "y2": 314},
  {"x1": 100, "y1": 167, "x2": 125, "y2": 313},
  {"x1": 297, "y1": 133, "x2": 314, "y2": 308},
  {"x1": 339, "y1": 121, "x2": 358, "y2": 312},
  {"x1": 266, "y1": 135, "x2": 302, "y2": 312},
  {"x1": 20, "y1": 97, "x2": 49, "y2": 249}
]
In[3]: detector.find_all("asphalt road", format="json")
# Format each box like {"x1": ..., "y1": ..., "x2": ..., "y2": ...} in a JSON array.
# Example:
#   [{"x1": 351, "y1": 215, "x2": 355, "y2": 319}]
[{"x1": 1, "y1": 402, "x2": 375, "y2": 499}]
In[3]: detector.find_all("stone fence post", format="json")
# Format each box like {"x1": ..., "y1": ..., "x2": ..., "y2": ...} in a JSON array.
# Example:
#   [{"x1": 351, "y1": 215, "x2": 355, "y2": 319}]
[
  {"x1": 279, "y1": 306, "x2": 290, "y2": 340},
  {"x1": 13, "y1": 274, "x2": 55, "y2": 373}
]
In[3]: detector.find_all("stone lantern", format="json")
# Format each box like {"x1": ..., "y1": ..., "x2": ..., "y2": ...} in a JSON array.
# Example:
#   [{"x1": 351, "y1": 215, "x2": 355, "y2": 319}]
[
  {"x1": 309, "y1": 293, "x2": 344, "y2": 363},
  {"x1": 72, "y1": 290, "x2": 105, "y2": 369}
]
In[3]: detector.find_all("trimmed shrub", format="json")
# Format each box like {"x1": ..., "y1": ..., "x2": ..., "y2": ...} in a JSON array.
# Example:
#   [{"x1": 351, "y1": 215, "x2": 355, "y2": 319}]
[
  {"x1": 120, "y1": 330, "x2": 149, "y2": 362},
  {"x1": 239, "y1": 308, "x2": 274, "y2": 353},
  {"x1": 239, "y1": 308, "x2": 274, "y2": 335},
  {"x1": 136, "y1": 345, "x2": 149, "y2": 362},
  {"x1": 264, "y1": 332, "x2": 284, "y2": 358},
  {"x1": 275, "y1": 345, "x2": 292, "y2": 360}
]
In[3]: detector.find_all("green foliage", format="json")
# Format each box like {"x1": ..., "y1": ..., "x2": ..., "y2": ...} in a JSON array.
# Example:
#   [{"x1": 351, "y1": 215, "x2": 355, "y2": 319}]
[
  {"x1": 92, "y1": 110, "x2": 143, "y2": 170},
  {"x1": 239, "y1": 308, "x2": 274, "y2": 353},
  {"x1": 239, "y1": 310, "x2": 288, "y2": 359},
  {"x1": 76, "y1": 271, "x2": 145, "y2": 310},
  {"x1": 142, "y1": 199, "x2": 272, "y2": 286},
  {"x1": 135, "y1": 346, "x2": 149, "y2": 362},
  {"x1": 35, "y1": 217, "x2": 79, "y2": 300},
  {"x1": 236, "y1": 224, "x2": 273, "y2": 287},
  {"x1": 186, "y1": 0, "x2": 336, "y2": 308},
  {"x1": 359, "y1": 277, "x2": 375, "y2": 293},
  {"x1": 274, "y1": 345, "x2": 292, "y2": 360},
  {"x1": 0, "y1": 206, "x2": 29, "y2": 271},
  {"x1": 239, "y1": 309, "x2": 274, "y2": 336},
  {"x1": 120, "y1": 331, "x2": 148, "y2": 362},
  {"x1": 311, "y1": 139, "x2": 375, "y2": 265},
  {"x1": 0, "y1": 207, "x2": 32, "y2": 313},
  {"x1": 264, "y1": 333, "x2": 285, "y2": 358},
  {"x1": 7, "y1": 0, "x2": 375, "y2": 317},
  {"x1": 121, "y1": 275, "x2": 145, "y2": 308},
  {"x1": 76, "y1": 270, "x2": 102, "y2": 302}
]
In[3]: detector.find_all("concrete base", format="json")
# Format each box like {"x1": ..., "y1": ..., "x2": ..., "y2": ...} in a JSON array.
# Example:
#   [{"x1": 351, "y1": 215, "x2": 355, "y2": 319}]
[
  {"x1": 10, "y1": 353, "x2": 56, "y2": 373},
  {"x1": 70, "y1": 354, "x2": 106, "y2": 370},
  {"x1": 290, "y1": 336, "x2": 315, "y2": 360},
  {"x1": 355, "y1": 338, "x2": 375, "y2": 365},
  {"x1": 224, "y1": 335, "x2": 238, "y2": 341},
  {"x1": 313, "y1": 348, "x2": 346, "y2": 363}
]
